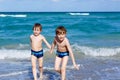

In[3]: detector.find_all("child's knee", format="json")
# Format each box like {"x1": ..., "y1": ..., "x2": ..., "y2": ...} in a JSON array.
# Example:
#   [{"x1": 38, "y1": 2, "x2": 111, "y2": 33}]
[
  {"x1": 55, "y1": 67, "x2": 59, "y2": 72},
  {"x1": 61, "y1": 68, "x2": 66, "y2": 72},
  {"x1": 39, "y1": 66, "x2": 43, "y2": 70},
  {"x1": 32, "y1": 65, "x2": 36, "y2": 69}
]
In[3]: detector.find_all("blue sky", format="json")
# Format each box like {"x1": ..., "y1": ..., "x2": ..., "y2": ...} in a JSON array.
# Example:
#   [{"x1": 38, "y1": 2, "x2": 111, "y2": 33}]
[{"x1": 0, "y1": 0, "x2": 120, "y2": 12}]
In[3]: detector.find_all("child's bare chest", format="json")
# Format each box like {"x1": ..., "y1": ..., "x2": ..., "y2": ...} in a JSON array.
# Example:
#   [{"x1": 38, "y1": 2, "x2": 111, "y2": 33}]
[
  {"x1": 32, "y1": 37, "x2": 42, "y2": 43},
  {"x1": 56, "y1": 41, "x2": 66, "y2": 47}
]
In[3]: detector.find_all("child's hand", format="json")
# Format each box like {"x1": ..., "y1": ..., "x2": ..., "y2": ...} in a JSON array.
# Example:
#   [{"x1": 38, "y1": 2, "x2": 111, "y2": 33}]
[{"x1": 74, "y1": 64, "x2": 79, "y2": 70}]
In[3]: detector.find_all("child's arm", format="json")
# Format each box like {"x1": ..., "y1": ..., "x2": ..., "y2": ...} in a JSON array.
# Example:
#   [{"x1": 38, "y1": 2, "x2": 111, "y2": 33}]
[
  {"x1": 42, "y1": 36, "x2": 51, "y2": 49},
  {"x1": 66, "y1": 38, "x2": 79, "y2": 70},
  {"x1": 50, "y1": 39, "x2": 56, "y2": 54}
]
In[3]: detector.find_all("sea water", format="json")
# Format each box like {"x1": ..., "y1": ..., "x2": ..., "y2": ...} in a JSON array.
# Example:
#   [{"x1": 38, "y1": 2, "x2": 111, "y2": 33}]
[{"x1": 0, "y1": 12, "x2": 120, "y2": 80}]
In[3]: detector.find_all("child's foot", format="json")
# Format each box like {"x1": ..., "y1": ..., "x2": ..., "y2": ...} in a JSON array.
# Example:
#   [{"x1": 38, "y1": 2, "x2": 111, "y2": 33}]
[
  {"x1": 39, "y1": 73, "x2": 43, "y2": 80},
  {"x1": 38, "y1": 77, "x2": 43, "y2": 80}
]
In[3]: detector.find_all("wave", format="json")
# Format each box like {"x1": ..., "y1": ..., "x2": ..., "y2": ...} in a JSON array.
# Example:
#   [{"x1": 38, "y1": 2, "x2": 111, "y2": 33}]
[
  {"x1": 0, "y1": 14, "x2": 27, "y2": 17},
  {"x1": 1, "y1": 44, "x2": 30, "y2": 50},
  {"x1": 68, "y1": 12, "x2": 90, "y2": 16},
  {"x1": 72, "y1": 44, "x2": 120, "y2": 57},
  {"x1": 0, "y1": 44, "x2": 120, "y2": 60},
  {"x1": 0, "y1": 48, "x2": 50, "y2": 60},
  {"x1": 0, "y1": 50, "x2": 30, "y2": 59}
]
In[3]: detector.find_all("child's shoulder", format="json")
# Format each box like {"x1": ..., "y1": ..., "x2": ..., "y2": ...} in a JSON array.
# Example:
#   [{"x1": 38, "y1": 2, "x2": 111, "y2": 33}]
[
  {"x1": 64, "y1": 37, "x2": 69, "y2": 41},
  {"x1": 39, "y1": 34, "x2": 45, "y2": 39},
  {"x1": 64, "y1": 37, "x2": 70, "y2": 44},
  {"x1": 30, "y1": 34, "x2": 34, "y2": 38}
]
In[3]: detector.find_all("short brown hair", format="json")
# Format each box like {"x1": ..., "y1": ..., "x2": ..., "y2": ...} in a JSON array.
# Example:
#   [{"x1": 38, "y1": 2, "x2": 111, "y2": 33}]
[
  {"x1": 32, "y1": 23, "x2": 42, "y2": 31},
  {"x1": 56, "y1": 26, "x2": 67, "y2": 35}
]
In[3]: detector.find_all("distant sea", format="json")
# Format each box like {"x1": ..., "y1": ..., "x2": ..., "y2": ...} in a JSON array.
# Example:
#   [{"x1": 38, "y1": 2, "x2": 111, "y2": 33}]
[{"x1": 0, "y1": 12, "x2": 120, "y2": 80}]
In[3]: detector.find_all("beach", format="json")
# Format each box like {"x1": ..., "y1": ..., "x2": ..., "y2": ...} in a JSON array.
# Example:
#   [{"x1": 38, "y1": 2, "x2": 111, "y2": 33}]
[{"x1": 0, "y1": 12, "x2": 120, "y2": 80}]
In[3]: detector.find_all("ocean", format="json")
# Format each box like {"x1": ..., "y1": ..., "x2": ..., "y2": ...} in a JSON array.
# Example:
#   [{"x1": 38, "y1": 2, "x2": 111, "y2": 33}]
[{"x1": 0, "y1": 12, "x2": 120, "y2": 80}]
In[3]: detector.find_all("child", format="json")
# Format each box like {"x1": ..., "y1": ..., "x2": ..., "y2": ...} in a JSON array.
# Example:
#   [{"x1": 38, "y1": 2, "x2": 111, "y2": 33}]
[
  {"x1": 50, "y1": 26, "x2": 79, "y2": 80},
  {"x1": 30, "y1": 23, "x2": 51, "y2": 80}
]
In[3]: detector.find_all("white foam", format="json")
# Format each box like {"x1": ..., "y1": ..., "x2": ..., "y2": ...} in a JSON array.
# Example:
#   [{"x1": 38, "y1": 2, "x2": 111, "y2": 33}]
[
  {"x1": 0, "y1": 44, "x2": 119, "y2": 59},
  {"x1": 44, "y1": 64, "x2": 80, "y2": 71},
  {"x1": 0, "y1": 14, "x2": 27, "y2": 17},
  {"x1": 0, "y1": 70, "x2": 29, "y2": 77},
  {"x1": 1, "y1": 43, "x2": 30, "y2": 50},
  {"x1": 0, "y1": 48, "x2": 51, "y2": 59},
  {"x1": 72, "y1": 44, "x2": 120, "y2": 57},
  {"x1": 0, "y1": 49, "x2": 30, "y2": 59},
  {"x1": 18, "y1": 44, "x2": 29, "y2": 49},
  {"x1": 102, "y1": 67, "x2": 120, "y2": 72},
  {"x1": 68, "y1": 13, "x2": 90, "y2": 16}
]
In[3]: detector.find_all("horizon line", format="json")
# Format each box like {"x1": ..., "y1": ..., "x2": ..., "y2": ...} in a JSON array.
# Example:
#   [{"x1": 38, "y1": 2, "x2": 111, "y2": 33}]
[{"x1": 0, "y1": 11, "x2": 120, "y2": 13}]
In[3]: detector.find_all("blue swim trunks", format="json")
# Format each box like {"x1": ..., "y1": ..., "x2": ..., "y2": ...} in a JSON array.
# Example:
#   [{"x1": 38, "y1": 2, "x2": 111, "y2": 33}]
[
  {"x1": 31, "y1": 49, "x2": 43, "y2": 58},
  {"x1": 56, "y1": 50, "x2": 69, "y2": 58}
]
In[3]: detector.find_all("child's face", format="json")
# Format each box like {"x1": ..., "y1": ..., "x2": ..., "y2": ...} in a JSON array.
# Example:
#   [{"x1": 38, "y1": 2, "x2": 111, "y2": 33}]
[
  {"x1": 57, "y1": 33, "x2": 66, "y2": 41},
  {"x1": 33, "y1": 27, "x2": 41, "y2": 36}
]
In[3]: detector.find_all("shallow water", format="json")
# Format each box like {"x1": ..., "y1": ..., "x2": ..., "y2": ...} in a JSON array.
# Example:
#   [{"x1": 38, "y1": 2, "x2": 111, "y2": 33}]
[{"x1": 0, "y1": 55, "x2": 120, "y2": 80}]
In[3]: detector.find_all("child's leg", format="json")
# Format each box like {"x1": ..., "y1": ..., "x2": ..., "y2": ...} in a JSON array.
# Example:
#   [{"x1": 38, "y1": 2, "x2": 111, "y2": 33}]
[
  {"x1": 38, "y1": 57, "x2": 43, "y2": 79},
  {"x1": 31, "y1": 55, "x2": 37, "y2": 80},
  {"x1": 61, "y1": 56, "x2": 68, "y2": 80},
  {"x1": 54, "y1": 56, "x2": 62, "y2": 74}
]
